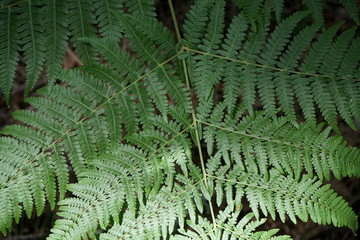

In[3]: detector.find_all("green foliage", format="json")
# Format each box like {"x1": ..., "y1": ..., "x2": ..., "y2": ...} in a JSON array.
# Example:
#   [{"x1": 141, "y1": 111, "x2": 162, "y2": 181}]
[
  {"x1": 235, "y1": 0, "x2": 360, "y2": 24},
  {"x1": 0, "y1": 0, "x2": 154, "y2": 104},
  {"x1": 1, "y1": 0, "x2": 360, "y2": 239}
]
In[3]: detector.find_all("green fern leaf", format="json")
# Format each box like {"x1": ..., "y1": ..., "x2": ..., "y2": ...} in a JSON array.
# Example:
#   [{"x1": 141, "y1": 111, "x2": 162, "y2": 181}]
[
  {"x1": 80, "y1": 37, "x2": 145, "y2": 81},
  {"x1": 339, "y1": 0, "x2": 360, "y2": 24},
  {"x1": 272, "y1": 0, "x2": 284, "y2": 23},
  {"x1": 68, "y1": 0, "x2": 97, "y2": 64},
  {"x1": 125, "y1": 0, "x2": 156, "y2": 17},
  {"x1": 234, "y1": 0, "x2": 265, "y2": 29},
  {"x1": 123, "y1": 14, "x2": 178, "y2": 56},
  {"x1": 338, "y1": 38, "x2": 360, "y2": 78},
  {"x1": 219, "y1": 14, "x2": 249, "y2": 58},
  {"x1": 319, "y1": 28, "x2": 356, "y2": 76},
  {"x1": 302, "y1": 0, "x2": 323, "y2": 21},
  {"x1": 18, "y1": 0, "x2": 45, "y2": 95},
  {"x1": 172, "y1": 207, "x2": 291, "y2": 240},
  {"x1": 183, "y1": 0, "x2": 216, "y2": 48},
  {"x1": 94, "y1": 0, "x2": 123, "y2": 40},
  {"x1": 0, "y1": 6, "x2": 19, "y2": 104},
  {"x1": 198, "y1": 0, "x2": 225, "y2": 53},
  {"x1": 144, "y1": 72, "x2": 169, "y2": 118},
  {"x1": 299, "y1": 22, "x2": 342, "y2": 73},
  {"x1": 43, "y1": 0, "x2": 69, "y2": 83}
]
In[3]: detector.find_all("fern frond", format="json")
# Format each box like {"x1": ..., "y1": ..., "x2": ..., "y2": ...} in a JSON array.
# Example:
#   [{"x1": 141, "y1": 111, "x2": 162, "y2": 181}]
[
  {"x1": 272, "y1": 0, "x2": 284, "y2": 23},
  {"x1": 94, "y1": 0, "x2": 123, "y2": 40},
  {"x1": 1, "y1": 0, "x2": 360, "y2": 238},
  {"x1": 277, "y1": 22, "x2": 322, "y2": 70},
  {"x1": 236, "y1": 0, "x2": 359, "y2": 24},
  {"x1": 203, "y1": 112, "x2": 360, "y2": 181},
  {"x1": 0, "y1": 40, "x2": 194, "y2": 232},
  {"x1": 198, "y1": 0, "x2": 225, "y2": 53},
  {"x1": 116, "y1": 13, "x2": 172, "y2": 64},
  {"x1": 191, "y1": 54, "x2": 222, "y2": 119},
  {"x1": 311, "y1": 77, "x2": 339, "y2": 132},
  {"x1": 302, "y1": 0, "x2": 323, "y2": 21},
  {"x1": 208, "y1": 170, "x2": 358, "y2": 231},
  {"x1": 0, "y1": 67, "x2": 124, "y2": 231},
  {"x1": 2, "y1": 117, "x2": 70, "y2": 202},
  {"x1": 81, "y1": 37, "x2": 145, "y2": 81},
  {"x1": 338, "y1": 38, "x2": 360, "y2": 78},
  {"x1": 48, "y1": 131, "x2": 192, "y2": 239},
  {"x1": 112, "y1": 14, "x2": 192, "y2": 112},
  {"x1": 122, "y1": 14, "x2": 178, "y2": 56},
  {"x1": 99, "y1": 189, "x2": 185, "y2": 240},
  {"x1": 0, "y1": 0, "x2": 143, "y2": 103},
  {"x1": 339, "y1": 0, "x2": 360, "y2": 24},
  {"x1": 0, "y1": 6, "x2": 19, "y2": 104},
  {"x1": 18, "y1": 0, "x2": 45, "y2": 95},
  {"x1": 238, "y1": 6, "x2": 270, "y2": 63},
  {"x1": 119, "y1": 92, "x2": 138, "y2": 134},
  {"x1": 234, "y1": 0, "x2": 265, "y2": 29},
  {"x1": 183, "y1": 0, "x2": 216, "y2": 48},
  {"x1": 43, "y1": 0, "x2": 69, "y2": 83},
  {"x1": 144, "y1": 72, "x2": 169, "y2": 117},
  {"x1": 134, "y1": 82, "x2": 155, "y2": 130},
  {"x1": 219, "y1": 12, "x2": 261, "y2": 115},
  {"x1": 346, "y1": 80, "x2": 360, "y2": 123},
  {"x1": 187, "y1": 9, "x2": 360, "y2": 130},
  {"x1": 0, "y1": 138, "x2": 49, "y2": 232},
  {"x1": 79, "y1": 64, "x2": 125, "y2": 92},
  {"x1": 67, "y1": 0, "x2": 97, "y2": 64},
  {"x1": 172, "y1": 207, "x2": 291, "y2": 240},
  {"x1": 257, "y1": 12, "x2": 306, "y2": 121},
  {"x1": 125, "y1": 0, "x2": 156, "y2": 17},
  {"x1": 319, "y1": 28, "x2": 356, "y2": 76},
  {"x1": 299, "y1": 22, "x2": 342, "y2": 73}
]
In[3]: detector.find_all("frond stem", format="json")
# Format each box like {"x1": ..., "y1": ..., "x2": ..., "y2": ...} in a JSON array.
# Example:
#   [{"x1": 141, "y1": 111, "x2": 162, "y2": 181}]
[
  {"x1": 198, "y1": 119, "x2": 342, "y2": 158},
  {"x1": 180, "y1": 43, "x2": 217, "y2": 229},
  {"x1": 184, "y1": 46, "x2": 360, "y2": 82},
  {"x1": 168, "y1": 0, "x2": 181, "y2": 42},
  {"x1": 193, "y1": 118, "x2": 217, "y2": 230},
  {"x1": 180, "y1": 47, "x2": 191, "y2": 89},
  {"x1": 206, "y1": 174, "x2": 342, "y2": 214}
]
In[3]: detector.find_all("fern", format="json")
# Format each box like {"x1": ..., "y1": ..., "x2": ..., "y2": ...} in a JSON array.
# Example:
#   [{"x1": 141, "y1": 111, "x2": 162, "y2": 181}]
[
  {"x1": 42, "y1": 0, "x2": 69, "y2": 82},
  {"x1": 235, "y1": 0, "x2": 360, "y2": 24},
  {"x1": 0, "y1": 5, "x2": 19, "y2": 104},
  {"x1": 0, "y1": 0, "x2": 151, "y2": 104},
  {"x1": 1, "y1": 0, "x2": 360, "y2": 239}
]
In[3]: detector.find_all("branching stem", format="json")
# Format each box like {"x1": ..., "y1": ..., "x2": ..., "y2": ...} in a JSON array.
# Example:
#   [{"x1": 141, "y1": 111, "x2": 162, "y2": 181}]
[{"x1": 169, "y1": 2, "x2": 218, "y2": 228}]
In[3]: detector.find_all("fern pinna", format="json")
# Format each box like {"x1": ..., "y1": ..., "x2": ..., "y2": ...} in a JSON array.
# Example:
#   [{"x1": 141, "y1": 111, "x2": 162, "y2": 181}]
[{"x1": 0, "y1": 0, "x2": 360, "y2": 239}]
